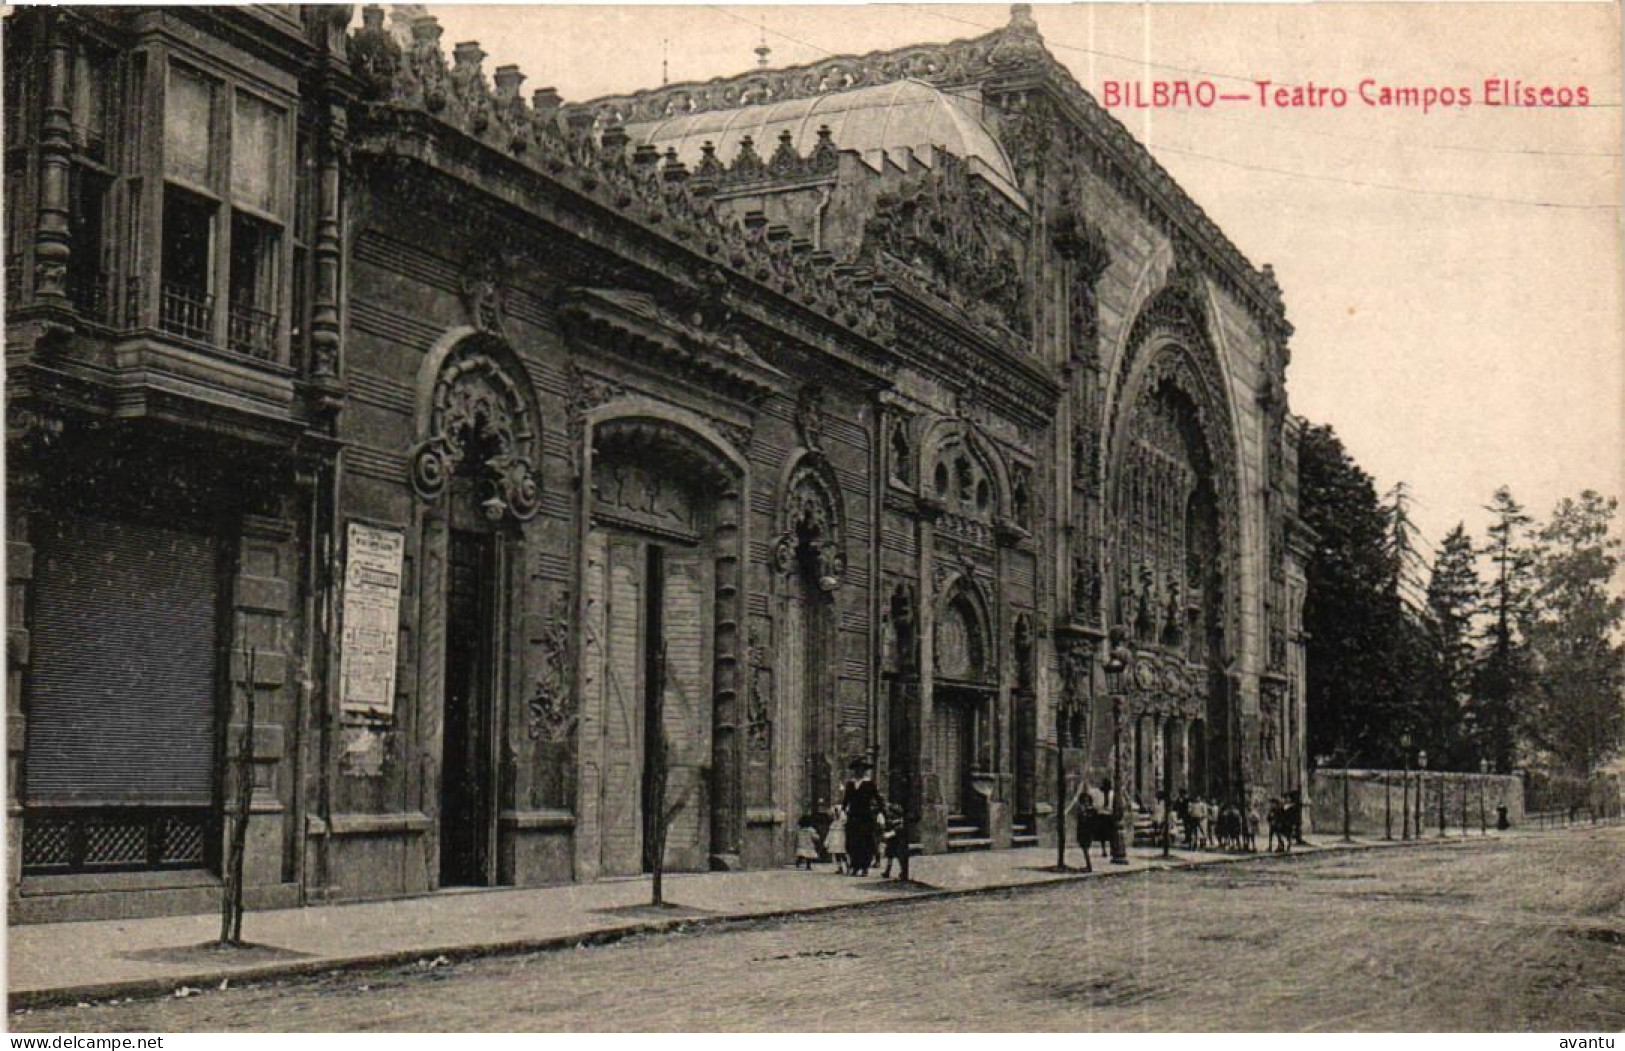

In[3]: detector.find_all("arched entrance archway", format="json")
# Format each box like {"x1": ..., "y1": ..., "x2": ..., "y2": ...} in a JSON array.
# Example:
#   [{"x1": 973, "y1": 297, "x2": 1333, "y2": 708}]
[
  {"x1": 1105, "y1": 268, "x2": 1243, "y2": 811},
  {"x1": 575, "y1": 408, "x2": 746, "y2": 878},
  {"x1": 933, "y1": 576, "x2": 996, "y2": 833},
  {"x1": 408, "y1": 331, "x2": 544, "y2": 888},
  {"x1": 772, "y1": 450, "x2": 848, "y2": 827}
]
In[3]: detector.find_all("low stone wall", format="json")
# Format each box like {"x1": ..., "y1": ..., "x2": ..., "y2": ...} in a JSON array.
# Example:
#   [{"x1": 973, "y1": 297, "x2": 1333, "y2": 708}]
[{"x1": 1310, "y1": 769, "x2": 1525, "y2": 837}]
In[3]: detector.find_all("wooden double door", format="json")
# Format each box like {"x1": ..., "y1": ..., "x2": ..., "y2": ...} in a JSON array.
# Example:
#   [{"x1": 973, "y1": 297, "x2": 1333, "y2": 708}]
[
  {"x1": 585, "y1": 528, "x2": 713, "y2": 877},
  {"x1": 933, "y1": 686, "x2": 991, "y2": 819}
]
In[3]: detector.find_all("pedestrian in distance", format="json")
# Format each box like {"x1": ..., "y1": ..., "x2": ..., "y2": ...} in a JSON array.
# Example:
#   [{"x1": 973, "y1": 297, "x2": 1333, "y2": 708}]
[{"x1": 794, "y1": 815, "x2": 821, "y2": 870}]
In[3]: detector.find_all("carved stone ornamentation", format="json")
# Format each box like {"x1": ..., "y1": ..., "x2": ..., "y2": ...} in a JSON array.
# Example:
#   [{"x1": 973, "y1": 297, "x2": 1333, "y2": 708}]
[
  {"x1": 856, "y1": 151, "x2": 1030, "y2": 342},
  {"x1": 410, "y1": 347, "x2": 541, "y2": 520},
  {"x1": 795, "y1": 384, "x2": 825, "y2": 452},
  {"x1": 527, "y1": 590, "x2": 575, "y2": 741},
  {"x1": 773, "y1": 453, "x2": 846, "y2": 591},
  {"x1": 746, "y1": 631, "x2": 772, "y2": 753},
  {"x1": 710, "y1": 416, "x2": 754, "y2": 456},
  {"x1": 566, "y1": 362, "x2": 627, "y2": 419},
  {"x1": 460, "y1": 255, "x2": 508, "y2": 337}
]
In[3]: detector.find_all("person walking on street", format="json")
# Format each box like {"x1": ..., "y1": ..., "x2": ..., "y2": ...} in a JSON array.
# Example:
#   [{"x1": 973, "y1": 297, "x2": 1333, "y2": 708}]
[{"x1": 842, "y1": 759, "x2": 881, "y2": 876}]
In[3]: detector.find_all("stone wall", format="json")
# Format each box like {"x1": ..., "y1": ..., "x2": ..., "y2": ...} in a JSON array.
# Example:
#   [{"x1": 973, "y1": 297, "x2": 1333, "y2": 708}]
[{"x1": 1310, "y1": 769, "x2": 1524, "y2": 837}]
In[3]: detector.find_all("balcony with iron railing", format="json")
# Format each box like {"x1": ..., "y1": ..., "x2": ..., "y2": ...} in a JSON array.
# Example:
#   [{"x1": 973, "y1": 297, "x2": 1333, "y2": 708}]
[
  {"x1": 227, "y1": 299, "x2": 279, "y2": 361},
  {"x1": 68, "y1": 269, "x2": 117, "y2": 326},
  {"x1": 158, "y1": 282, "x2": 215, "y2": 344}
]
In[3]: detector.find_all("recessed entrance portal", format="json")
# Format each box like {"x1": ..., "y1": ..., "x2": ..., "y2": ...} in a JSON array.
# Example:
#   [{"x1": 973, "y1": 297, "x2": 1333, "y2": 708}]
[
  {"x1": 584, "y1": 444, "x2": 717, "y2": 879},
  {"x1": 440, "y1": 529, "x2": 497, "y2": 887},
  {"x1": 934, "y1": 685, "x2": 991, "y2": 826}
]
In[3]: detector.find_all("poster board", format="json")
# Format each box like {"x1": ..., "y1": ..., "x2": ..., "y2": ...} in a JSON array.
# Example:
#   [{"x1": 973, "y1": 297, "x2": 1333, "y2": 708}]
[{"x1": 339, "y1": 521, "x2": 405, "y2": 719}]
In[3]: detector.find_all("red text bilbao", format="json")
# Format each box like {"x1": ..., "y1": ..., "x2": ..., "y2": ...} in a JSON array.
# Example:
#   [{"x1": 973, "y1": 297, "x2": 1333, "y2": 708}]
[{"x1": 1103, "y1": 79, "x2": 1591, "y2": 114}]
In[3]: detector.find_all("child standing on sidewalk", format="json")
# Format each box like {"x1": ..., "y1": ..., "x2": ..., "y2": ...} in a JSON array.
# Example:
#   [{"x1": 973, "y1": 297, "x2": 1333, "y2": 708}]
[
  {"x1": 880, "y1": 802, "x2": 905, "y2": 878},
  {"x1": 794, "y1": 816, "x2": 822, "y2": 870},
  {"x1": 824, "y1": 803, "x2": 848, "y2": 873}
]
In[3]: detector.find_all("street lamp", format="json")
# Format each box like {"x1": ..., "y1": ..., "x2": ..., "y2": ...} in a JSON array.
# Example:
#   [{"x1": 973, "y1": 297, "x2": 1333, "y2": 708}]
[
  {"x1": 1479, "y1": 757, "x2": 1489, "y2": 835},
  {"x1": 1103, "y1": 640, "x2": 1131, "y2": 865},
  {"x1": 1400, "y1": 733, "x2": 1413, "y2": 841}
]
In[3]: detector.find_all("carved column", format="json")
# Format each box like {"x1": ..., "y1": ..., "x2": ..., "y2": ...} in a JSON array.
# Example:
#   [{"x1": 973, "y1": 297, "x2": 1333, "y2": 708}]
[
  {"x1": 33, "y1": 17, "x2": 72, "y2": 303},
  {"x1": 309, "y1": 103, "x2": 347, "y2": 395},
  {"x1": 710, "y1": 481, "x2": 744, "y2": 868},
  {"x1": 1110, "y1": 692, "x2": 1130, "y2": 863}
]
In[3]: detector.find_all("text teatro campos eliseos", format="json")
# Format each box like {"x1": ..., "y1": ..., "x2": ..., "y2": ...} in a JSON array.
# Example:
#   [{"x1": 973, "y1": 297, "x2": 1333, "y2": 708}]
[{"x1": 1101, "y1": 79, "x2": 1591, "y2": 113}]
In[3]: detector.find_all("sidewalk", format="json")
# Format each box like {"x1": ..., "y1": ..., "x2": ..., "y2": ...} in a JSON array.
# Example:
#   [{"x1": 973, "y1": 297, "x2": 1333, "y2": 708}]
[{"x1": 7, "y1": 832, "x2": 1480, "y2": 1008}]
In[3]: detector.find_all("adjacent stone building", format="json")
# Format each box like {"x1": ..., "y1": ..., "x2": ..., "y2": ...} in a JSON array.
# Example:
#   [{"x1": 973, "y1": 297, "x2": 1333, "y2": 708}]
[{"x1": 4, "y1": 4, "x2": 1308, "y2": 921}]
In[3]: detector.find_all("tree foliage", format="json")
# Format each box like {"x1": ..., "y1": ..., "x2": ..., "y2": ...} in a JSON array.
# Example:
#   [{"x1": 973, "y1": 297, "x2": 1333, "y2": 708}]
[
  {"x1": 1473, "y1": 487, "x2": 1537, "y2": 773},
  {"x1": 1424, "y1": 523, "x2": 1482, "y2": 768},
  {"x1": 1299, "y1": 423, "x2": 1415, "y2": 766},
  {"x1": 1300, "y1": 433, "x2": 1623, "y2": 781},
  {"x1": 1521, "y1": 491, "x2": 1625, "y2": 776}
]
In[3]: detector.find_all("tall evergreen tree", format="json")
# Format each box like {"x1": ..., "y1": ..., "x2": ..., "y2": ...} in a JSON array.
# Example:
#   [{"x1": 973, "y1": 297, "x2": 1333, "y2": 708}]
[
  {"x1": 1474, "y1": 487, "x2": 1535, "y2": 773},
  {"x1": 1385, "y1": 481, "x2": 1432, "y2": 616},
  {"x1": 1299, "y1": 423, "x2": 1413, "y2": 767},
  {"x1": 1523, "y1": 492, "x2": 1625, "y2": 777},
  {"x1": 1425, "y1": 524, "x2": 1482, "y2": 767}
]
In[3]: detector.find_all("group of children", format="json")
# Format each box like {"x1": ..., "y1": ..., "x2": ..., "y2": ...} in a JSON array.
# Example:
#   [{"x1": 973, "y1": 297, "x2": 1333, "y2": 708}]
[{"x1": 794, "y1": 801, "x2": 908, "y2": 877}]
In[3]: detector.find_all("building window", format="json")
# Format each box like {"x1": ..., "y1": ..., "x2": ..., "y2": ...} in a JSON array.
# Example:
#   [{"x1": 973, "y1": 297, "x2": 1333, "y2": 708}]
[
  {"x1": 67, "y1": 166, "x2": 111, "y2": 320},
  {"x1": 228, "y1": 210, "x2": 278, "y2": 358},
  {"x1": 69, "y1": 42, "x2": 111, "y2": 163},
  {"x1": 164, "y1": 64, "x2": 215, "y2": 187},
  {"x1": 161, "y1": 183, "x2": 215, "y2": 341},
  {"x1": 156, "y1": 60, "x2": 286, "y2": 359},
  {"x1": 64, "y1": 39, "x2": 117, "y2": 322}
]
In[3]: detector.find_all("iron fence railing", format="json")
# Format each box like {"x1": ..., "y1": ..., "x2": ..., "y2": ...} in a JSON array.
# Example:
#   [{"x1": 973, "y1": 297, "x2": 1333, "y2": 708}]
[
  {"x1": 227, "y1": 299, "x2": 279, "y2": 361},
  {"x1": 158, "y1": 282, "x2": 214, "y2": 343}
]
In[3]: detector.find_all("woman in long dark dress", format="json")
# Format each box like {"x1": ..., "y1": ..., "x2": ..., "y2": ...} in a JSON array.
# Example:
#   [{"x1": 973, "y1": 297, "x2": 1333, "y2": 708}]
[{"x1": 841, "y1": 762, "x2": 881, "y2": 875}]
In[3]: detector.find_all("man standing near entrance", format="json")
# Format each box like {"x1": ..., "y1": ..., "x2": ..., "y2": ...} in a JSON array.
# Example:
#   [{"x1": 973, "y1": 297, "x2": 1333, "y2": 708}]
[{"x1": 842, "y1": 759, "x2": 881, "y2": 875}]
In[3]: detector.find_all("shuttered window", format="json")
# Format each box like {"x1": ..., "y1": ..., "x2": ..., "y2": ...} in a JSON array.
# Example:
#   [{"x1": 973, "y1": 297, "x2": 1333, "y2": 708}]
[{"x1": 25, "y1": 512, "x2": 221, "y2": 806}]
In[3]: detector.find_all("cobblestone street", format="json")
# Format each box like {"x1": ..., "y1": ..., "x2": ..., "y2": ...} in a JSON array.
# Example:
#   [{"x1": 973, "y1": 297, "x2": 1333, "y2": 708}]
[{"x1": 14, "y1": 826, "x2": 1624, "y2": 1032}]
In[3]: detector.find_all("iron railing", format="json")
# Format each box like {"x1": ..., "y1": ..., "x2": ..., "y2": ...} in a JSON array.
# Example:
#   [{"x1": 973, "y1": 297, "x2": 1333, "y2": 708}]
[
  {"x1": 158, "y1": 282, "x2": 214, "y2": 343},
  {"x1": 227, "y1": 299, "x2": 279, "y2": 361},
  {"x1": 68, "y1": 269, "x2": 116, "y2": 325}
]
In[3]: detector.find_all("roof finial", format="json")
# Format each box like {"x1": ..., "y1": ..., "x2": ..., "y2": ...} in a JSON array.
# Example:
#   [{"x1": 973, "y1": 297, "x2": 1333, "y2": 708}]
[
  {"x1": 662, "y1": 37, "x2": 669, "y2": 86},
  {"x1": 754, "y1": 21, "x2": 771, "y2": 68}
]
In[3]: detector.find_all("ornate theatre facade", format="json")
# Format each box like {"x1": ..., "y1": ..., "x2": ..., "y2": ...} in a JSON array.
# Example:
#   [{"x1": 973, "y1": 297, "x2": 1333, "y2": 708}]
[{"x1": 4, "y1": 4, "x2": 1308, "y2": 920}]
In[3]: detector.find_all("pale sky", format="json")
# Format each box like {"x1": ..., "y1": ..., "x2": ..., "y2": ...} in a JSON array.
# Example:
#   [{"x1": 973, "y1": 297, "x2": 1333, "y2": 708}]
[{"x1": 416, "y1": 2, "x2": 1623, "y2": 558}]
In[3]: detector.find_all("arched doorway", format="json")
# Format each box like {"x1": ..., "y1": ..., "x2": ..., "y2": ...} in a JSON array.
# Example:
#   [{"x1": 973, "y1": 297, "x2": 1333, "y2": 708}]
[
  {"x1": 1105, "y1": 269, "x2": 1242, "y2": 808},
  {"x1": 933, "y1": 579, "x2": 995, "y2": 835},
  {"x1": 408, "y1": 332, "x2": 543, "y2": 888},
  {"x1": 772, "y1": 450, "x2": 847, "y2": 826}
]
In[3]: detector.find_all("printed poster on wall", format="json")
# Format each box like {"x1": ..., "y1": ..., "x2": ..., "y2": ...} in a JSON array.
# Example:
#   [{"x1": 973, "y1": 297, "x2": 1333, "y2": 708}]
[{"x1": 340, "y1": 522, "x2": 405, "y2": 718}]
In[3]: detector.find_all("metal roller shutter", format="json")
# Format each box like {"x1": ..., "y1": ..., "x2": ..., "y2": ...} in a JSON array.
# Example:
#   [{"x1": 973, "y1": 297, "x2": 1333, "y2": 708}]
[{"x1": 25, "y1": 511, "x2": 221, "y2": 806}]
